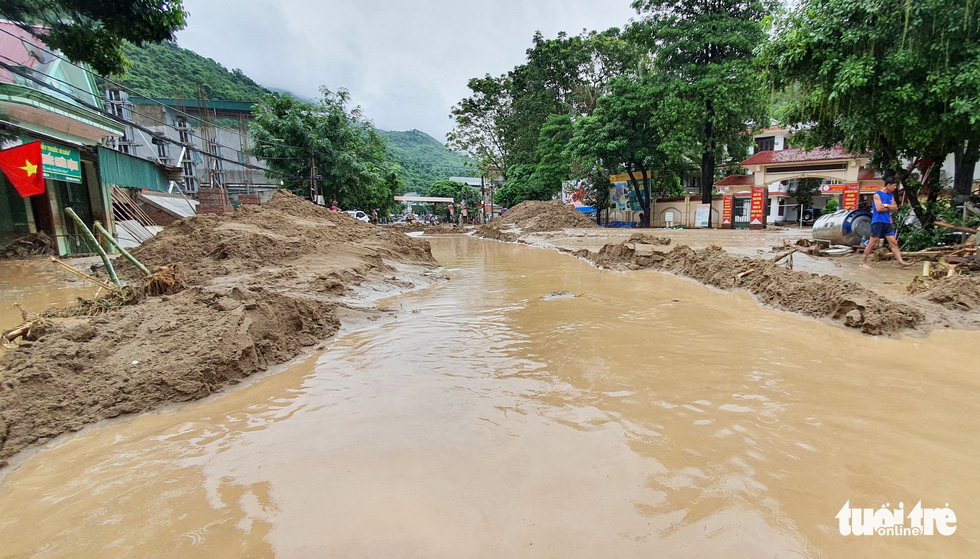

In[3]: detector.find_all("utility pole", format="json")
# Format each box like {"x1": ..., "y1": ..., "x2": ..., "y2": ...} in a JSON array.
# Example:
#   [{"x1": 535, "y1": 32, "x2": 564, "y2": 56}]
[{"x1": 310, "y1": 147, "x2": 318, "y2": 204}]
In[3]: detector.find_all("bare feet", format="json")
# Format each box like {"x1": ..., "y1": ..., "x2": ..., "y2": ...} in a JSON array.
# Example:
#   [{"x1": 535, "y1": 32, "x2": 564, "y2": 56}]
[
  {"x1": 899, "y1": 260, "x2": 915, "y2": 268},
  {"x1": 861, "y1": 263, "x2": 872, "y2": 269}
]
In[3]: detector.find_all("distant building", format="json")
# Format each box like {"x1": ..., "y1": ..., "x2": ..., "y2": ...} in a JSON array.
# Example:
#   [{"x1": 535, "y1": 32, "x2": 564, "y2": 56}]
[
  {"x1": 0, "y1": 21, "x2": 174, "y2": 255},
  {"x1": 104, "y1": 92, "x2": 278, "y2": 197}
]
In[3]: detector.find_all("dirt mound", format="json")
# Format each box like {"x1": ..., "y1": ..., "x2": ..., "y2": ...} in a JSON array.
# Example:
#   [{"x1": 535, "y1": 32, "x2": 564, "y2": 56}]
[
  {"x1": 126, "y1": 190, "x2": 433, "y2": 284},
  {"x1": 477, "y1": 200, "x2": 596, "y2": 240},
  {"x1": 589, "y1": 242, "x2": 924, "y2": 335},
  {"x1": 0, "y1": 286, "x2": 338, "y2": 463},
  {"x1": 0, "y1": 191, "x2": 438, "y2": 466},
  {"x1": 915, "y1": 275, "x2": 980, "y2": 312}
]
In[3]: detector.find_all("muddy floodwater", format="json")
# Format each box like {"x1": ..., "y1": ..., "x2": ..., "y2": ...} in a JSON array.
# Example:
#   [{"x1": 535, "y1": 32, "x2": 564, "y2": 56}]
[
  {"x1": 1, "y1": 236, "x2": 978, "y2": 557},
  {"x1": 0, "y1": 259, "x2": 99, "y2": 331}
]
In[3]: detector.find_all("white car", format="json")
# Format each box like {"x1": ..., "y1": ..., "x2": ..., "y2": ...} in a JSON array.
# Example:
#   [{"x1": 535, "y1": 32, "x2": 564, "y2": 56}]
[{"x1": 344, "y1": 210, "x2": 370, "y2": 222}]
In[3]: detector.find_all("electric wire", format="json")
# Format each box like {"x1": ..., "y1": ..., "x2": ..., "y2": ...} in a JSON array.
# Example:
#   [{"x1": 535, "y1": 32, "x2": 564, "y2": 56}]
[{"x1": 0, "y1": 58, "x2": 295, "y2": 178}]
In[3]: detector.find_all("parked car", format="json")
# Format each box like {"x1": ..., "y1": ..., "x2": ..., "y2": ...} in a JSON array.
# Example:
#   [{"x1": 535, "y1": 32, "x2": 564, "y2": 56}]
[{"x1": 344, "y1": 210, "x2": 370, "y2": 222}]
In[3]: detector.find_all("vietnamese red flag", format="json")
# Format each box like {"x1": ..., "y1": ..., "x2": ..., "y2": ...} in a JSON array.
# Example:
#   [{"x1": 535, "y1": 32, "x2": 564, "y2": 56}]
[{"x1": 0, "y1": 141, "x2": 45, "y2": 197}]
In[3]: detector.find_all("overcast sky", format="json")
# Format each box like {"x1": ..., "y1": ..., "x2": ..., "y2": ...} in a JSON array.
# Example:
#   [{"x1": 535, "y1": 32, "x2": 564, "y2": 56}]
[{"x1": 175, "y1": 0, "x2": 638, "y2": 142}]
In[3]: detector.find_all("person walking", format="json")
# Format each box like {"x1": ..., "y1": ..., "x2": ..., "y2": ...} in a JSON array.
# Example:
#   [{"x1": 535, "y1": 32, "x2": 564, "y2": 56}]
[{"x1": 861, "y1": 176, "x2": 912, "y2": 269}]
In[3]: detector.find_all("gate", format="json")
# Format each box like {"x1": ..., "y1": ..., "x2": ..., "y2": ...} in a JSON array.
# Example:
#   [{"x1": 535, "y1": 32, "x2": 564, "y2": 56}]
[{"x1": 733, "y1": 196, "x2": 751, "y2": 229}]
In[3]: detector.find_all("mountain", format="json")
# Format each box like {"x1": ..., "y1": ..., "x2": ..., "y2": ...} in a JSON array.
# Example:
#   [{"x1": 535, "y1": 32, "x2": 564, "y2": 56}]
[
  {"x1": 114, "y1": 41, "x2": 270, "y2": 102},
  {"x1": 113, "y1": 43, "x2": 470, "y2": 192},
  {"x1": 378, "y1": 129, "x2": 474, "y2": 194}
]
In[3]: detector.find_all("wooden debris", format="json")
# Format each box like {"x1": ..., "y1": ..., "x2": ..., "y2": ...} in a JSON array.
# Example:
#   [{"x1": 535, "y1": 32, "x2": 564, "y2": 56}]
[
  {"x1": 50, "y1": 257, "x2": 117, "y2": 290},
  {"x1": 1, "y1": 304, "x2": 49, "y2": 349},
  {"x1": 935, "y1": 221, "x2": 978, "y2": 235},
  {"x1": 773, "y1": 247, "x2": 799, "y2": 263},
  {"x1": 782, "y1": 239, "x2": 827, "y2": 256}
]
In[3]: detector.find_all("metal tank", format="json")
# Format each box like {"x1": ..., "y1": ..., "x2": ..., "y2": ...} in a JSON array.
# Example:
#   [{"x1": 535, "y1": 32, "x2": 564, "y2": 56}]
[{"x1": 811, "y1": 209, "x2": 873, "y2": 246}]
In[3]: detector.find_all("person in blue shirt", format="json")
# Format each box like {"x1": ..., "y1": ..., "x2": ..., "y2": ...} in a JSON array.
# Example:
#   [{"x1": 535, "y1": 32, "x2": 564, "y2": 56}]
[{"x1": 861, "y1": 176, "x2": 912, "y2": 269}]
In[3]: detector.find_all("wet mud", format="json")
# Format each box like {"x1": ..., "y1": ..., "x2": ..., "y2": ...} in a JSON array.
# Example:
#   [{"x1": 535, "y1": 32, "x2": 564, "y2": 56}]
[
  {"x1": 0, "y1": 192, "x2": 437, "y2": 464},
  {"x1": 0, "y1": 237, "x2": 977, "y2": 558}
]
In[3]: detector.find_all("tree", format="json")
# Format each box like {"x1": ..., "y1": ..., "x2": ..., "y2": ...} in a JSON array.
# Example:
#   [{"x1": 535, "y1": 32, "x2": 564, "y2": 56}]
[
  {"x1": 793, "y1": 178, "x2": 822, "y2": 214},
  {"x1": 0, "y1": 0, "x2": 187, "y2": 76},
  {"x1": 447, "y1": 74, "x2": 513, "y2": 181},
  {"x1": 764, "y1": 0, "x2": 980, "y2": 225},
  {"x1": 567, "y1": 74, "x2": 692, "y2": 228},
  {"x1": 506, "y1": 28, "x2": 641, "y2": 167},
  {"x1": 629, "y1": 0, "x2": 772, "y2": 226},
  {"x1": 495, "y1": 114, "x2": 575, "y2": 207},
  {"x1": 429, "y1": 180, "x2": 480, "y2": 219},
  {"x1": 250, "y1": 88, "x2": 396, "y2": 212},
  {"x1": 449, "y1": 29, "x2": 640, "y2": 188}
]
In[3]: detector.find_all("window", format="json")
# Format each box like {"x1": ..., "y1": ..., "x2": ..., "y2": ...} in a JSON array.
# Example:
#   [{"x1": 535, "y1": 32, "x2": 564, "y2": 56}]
[{"x1": 754, "y1": 136, "x2": 775, "y2": 153}]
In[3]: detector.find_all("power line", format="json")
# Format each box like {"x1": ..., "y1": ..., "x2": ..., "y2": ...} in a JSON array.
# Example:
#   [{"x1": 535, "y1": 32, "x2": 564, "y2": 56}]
[
  {"x1": 0, "y1": 26, "x2": 314, "y2": 152},
  {"x1": 0, "y1": 26, "x2": 261, "y2": 138},
  {"x1": 0, "y1": 52, "x2": 282, "y2": 166},
  {"x1": 0, "y1": 58, "x2": 289, "y2": 178}
]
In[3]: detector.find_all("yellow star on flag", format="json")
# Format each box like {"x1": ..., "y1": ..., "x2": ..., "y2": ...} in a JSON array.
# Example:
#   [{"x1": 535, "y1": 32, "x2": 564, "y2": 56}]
[{"x1": 18, "y1": 159, "x2": 38, "y2": 177}]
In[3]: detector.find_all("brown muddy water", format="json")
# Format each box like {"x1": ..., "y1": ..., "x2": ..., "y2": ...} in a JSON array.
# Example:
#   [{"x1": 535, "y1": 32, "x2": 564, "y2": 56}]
[
  {"x1": 1, "y1": 236, "x2": 978, "y2": 558},
  {"x1": 0, "y1": 259, "x2": 99, "y2": 331}
]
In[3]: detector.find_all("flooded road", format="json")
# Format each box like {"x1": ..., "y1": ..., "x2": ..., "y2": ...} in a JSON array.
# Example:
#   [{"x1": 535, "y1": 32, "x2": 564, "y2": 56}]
[
  {"x1": 1, "y1": 236, "x2": 978, "y2": 557},
  {"x1": 0, "y1": 259, "x2": 99, "y2": 331}
]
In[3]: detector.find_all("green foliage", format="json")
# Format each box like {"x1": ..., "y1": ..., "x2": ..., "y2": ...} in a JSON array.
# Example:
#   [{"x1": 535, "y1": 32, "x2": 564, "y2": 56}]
[
  {"x1": 566, "y1": 73, "x2": 692, "y2": 226},
  {"x1": 112, "y1": 41, "x2": 270, "y2": 101},
  {"x1": 377, "y1": 130, "x2": 472, "y2": 195},
  {"x1": 449, "y1": 29, "x2": 640, "y2": 182},
  {"x1": 629, "y1": 0, "x2": 773, "y2": 208},
  {"x1": 493, "y1": 164, "x2": 536, "y2": 208},
  {"x1": 893, "y1": 200, "x2": 980, "y2": 251},
  {"x1": 763, "y1": 0, "x2": 980, "y2": 220},
  {"x1": 0, "y1": 0, "x2": 187, "y2": 76},
  {"x1": 429, "y1": 180, "x2": 480, "y2": 218},
  {"x1": 794, "y1": 178, "x2": 822, "y2": 211},
  {"x1": 821, "y1": 198, "x2": 838, "y2": 214},
  {"x1": 250, "y1": 89, "x2": 396, "y2": 213},
  {"x1": 447, "y1": 74, "x2": 513, "y2": 180},
  {"x1": 495, "y1": 114, "x2": 576, "y2": 207}
]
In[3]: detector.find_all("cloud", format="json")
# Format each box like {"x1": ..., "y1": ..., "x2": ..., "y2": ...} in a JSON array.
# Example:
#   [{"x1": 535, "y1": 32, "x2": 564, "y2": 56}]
[{"x1": 176, "y1": 0, "x2": 636, "y2": 140}]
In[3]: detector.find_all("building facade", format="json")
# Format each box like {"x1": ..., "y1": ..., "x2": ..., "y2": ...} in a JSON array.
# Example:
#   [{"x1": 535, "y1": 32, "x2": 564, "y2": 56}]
[{"x1": 104, "y1": 92, "x2": 278, "y2": 196}]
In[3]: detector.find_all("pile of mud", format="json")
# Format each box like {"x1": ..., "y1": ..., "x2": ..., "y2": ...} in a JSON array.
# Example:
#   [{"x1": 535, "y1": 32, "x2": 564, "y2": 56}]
[
  {"x1": 915, "y1": 275, "x2": 980, "y2": 312},
  {"x1": 581, "y1": 242, "x2": 924, "y2": 335},
  {"x1": 127, "y1": 191, "x2": 434, "y2": 284},
  {"x1": 477, "y1": 200, "x2": 597, "y2": 241},
  {"x1": 0, "y1": 191, "x2": 437, "y2": 466}
]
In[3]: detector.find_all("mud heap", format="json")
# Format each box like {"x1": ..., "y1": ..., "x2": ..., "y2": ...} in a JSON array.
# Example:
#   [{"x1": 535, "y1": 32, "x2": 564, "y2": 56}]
[
  {"x1": 478, "y1": 200, "x2": 597, "y2": 241},
  {"x1": 581, "y1": 242, "x2": 926, "y2": 335},
  {"x1": 915, "y1": 275, "x2": 980, "y2": 312},
  {"x1": 0, "y1": 191, "x2": 437, "y2": 466}
]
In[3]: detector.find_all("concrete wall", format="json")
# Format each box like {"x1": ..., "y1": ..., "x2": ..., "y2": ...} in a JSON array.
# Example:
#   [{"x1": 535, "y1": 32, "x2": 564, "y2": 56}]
[{"x1": 650, "y1": 196, "x2": 726, "y2": 228}]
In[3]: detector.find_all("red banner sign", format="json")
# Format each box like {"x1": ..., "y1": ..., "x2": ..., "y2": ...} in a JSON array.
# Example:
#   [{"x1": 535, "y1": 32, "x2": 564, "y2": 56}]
[
  {"x1": 750, "y1": 187, "x2": 766, "y2": 226},
  {"x1": 722, "y1": 196, "x2": 733, "y2": 224},
  {"x1": 842, "y1": 184, "x2": 860, "y2": 210}
]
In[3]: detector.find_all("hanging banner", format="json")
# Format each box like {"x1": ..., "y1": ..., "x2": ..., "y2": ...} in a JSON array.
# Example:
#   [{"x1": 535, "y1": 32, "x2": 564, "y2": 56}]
[
  {"x1": 721, "y1": 195, "x2": 734, "y2": 229},
  {"x1": 749, "y1": 187, "x2": 767, "y2": 228},
  {"x1": 842, "y1": 184, "x2": 860, "y2": 210}
]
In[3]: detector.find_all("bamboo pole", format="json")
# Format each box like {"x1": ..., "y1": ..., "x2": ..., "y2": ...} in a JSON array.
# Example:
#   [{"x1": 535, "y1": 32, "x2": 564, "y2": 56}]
[
  {"x1": 64, "y1": 207, "x2": 120, "y2": 286},
  {"x1": 93, "y1": 222, "x2": 150, "y2": 276},
  {"x1": 49, "y1": 257, "x2": 117, "y2": 290}
]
